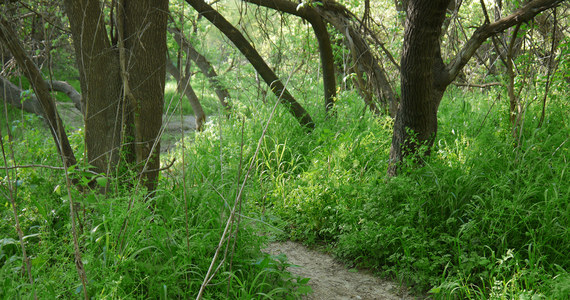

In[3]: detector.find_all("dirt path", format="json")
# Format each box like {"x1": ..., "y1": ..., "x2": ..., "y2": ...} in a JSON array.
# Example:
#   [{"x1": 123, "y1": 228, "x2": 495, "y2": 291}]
[{"x1": 264, "y1": 241, "x2": 413, "y2": 300}]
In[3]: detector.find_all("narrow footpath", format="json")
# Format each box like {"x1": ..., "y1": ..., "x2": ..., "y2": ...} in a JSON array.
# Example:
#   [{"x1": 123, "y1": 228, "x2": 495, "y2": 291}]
[{"x1": 264, "y1": 241, "x2": 413, "y2": 300}]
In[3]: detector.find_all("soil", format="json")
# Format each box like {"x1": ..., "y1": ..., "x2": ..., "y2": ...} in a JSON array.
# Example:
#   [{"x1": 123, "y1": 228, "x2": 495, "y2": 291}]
[{"x1": 264, "y1": 241, "x2": 413, "y2": 300}]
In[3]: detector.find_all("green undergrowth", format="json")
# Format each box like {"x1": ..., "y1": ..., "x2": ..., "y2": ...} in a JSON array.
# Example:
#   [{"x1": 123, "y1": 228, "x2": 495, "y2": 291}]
[
  {"x1": 0, "y1": 106, "x2": 311, "y2": 298},
  {"x1": 2, "y1": 83, "x2": 568, "y2": 298},
  {"x1": 238, "y1": 88, "x2": 568, "y2": 298}
]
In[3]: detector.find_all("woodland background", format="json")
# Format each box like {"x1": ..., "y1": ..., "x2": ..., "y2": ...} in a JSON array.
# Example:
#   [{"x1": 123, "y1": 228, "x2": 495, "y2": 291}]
[{"x1": 1, "y1": 0, "x2": 569, "y2": 298}]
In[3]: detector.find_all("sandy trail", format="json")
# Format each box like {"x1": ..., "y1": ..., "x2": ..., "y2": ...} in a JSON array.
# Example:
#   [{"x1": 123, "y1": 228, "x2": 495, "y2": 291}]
[{"x1": 264, "y1": 241, "x2": 413, "y2": 300}]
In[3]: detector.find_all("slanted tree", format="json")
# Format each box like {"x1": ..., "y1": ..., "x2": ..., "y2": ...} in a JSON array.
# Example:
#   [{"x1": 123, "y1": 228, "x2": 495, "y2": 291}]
[
  {"x1": 242, "y1": 0, "x2": 337, "y2": 112},
  {"x1": 184, "y1": 0, "x2": 314, "y2": 129}
]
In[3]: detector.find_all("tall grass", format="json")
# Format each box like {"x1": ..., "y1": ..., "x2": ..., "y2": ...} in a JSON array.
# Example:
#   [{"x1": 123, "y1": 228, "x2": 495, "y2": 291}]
[
  {"x1": 2, "y1": 76, "x2": 568, "y2": 298},
  {"x1": 253, "y1": 86, "x2": 569, "y2": 298},
  {"x1": 0, "y1": 102, "x2": 311, "y2": 298}
]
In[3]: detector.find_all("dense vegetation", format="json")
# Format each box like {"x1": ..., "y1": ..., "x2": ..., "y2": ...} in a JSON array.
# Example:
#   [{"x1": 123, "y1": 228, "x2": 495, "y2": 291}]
[{"x1": 1, "y1": 0, "x2": 569, "y2": 299}]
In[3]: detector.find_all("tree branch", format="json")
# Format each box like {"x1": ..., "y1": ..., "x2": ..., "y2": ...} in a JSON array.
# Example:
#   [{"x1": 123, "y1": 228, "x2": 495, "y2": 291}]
[
  {"x1": 443, "y1": 0, "x2": 564, "y2": 86},
  {"x1": 185, "y1": 0, "x2": 314, "y2": 129}
]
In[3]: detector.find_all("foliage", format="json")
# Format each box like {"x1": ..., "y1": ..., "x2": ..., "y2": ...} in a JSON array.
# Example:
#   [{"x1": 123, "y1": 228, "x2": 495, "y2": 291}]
[
  {"x1": 1, "y1": 1, "x2": 568, "y2": 299},
  {"x1": 256, "y1": 87, "x2": 569, "y2": 298},
  {"x1": 0, "y1": 106, "x2": 310, "y2": 298}
]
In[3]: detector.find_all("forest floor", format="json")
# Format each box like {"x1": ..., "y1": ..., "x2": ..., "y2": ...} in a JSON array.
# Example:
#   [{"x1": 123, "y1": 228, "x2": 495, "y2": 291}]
[
  {"x1": 264, "y1": 241, "x2": 413, "y2": 300},
  {"x1": 57, "y1": 104, "x2": 412, "y2": 299}
]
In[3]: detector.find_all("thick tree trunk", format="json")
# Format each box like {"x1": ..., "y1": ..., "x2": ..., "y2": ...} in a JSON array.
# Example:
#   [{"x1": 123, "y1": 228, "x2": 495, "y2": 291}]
[
  {"x1": 64, "y1": 0, "x2": 123, "y2": 176},
  {"x1": 387, "y1": 0, "x2": 450, "y2": 176},
  {"x1": 185, "y1": 0, "x2": 314, "y2": 129},
  {"x1": 64, "y1": 0, "x2": 168, "y2": 192},
  {"x1": 165, "y1": 59, "x2": 206, "y2": 131},
  {"x1": 121, "y1": 0, "x2": 168, "y2": 191},
  {"x1": 387, "y1": 0, "x2": 564, "y2": 176}
]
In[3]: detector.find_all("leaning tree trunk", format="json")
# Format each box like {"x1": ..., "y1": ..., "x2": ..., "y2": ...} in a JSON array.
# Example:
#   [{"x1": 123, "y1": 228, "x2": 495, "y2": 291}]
[
  {"x1": 0, "y1": 16, "x2": 77, "y2": 168},
  {"x1": 185, "y1": 0, "x2": 314, "y2": 129},
  {"x1": 165, "y1": 59, "x2": 206, "y2": 131},
  {"x1": 242, "y1": 0, "x2": 337, "y2": 113},
  {"x1": 64, "y1": 0, "x2": 168, "y2": 192},
  {"x1": 168, "y1": 27, "x2": 231, "y2": 112},
  {"x1": 316, "y1": 3, "x2": 399, "y2": 116},
  {"x1": 387, "y1": 0, "x2": 450, "y2": 176}
]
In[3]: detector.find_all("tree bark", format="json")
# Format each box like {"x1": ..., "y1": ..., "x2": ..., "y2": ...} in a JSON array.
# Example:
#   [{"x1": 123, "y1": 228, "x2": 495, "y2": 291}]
[
  {"x1": 241, "y1": 0, "x2": 337, "y2": 112},
  {"x1": 168, "y1": 26, "x2": 231, "y2": 112},
  {"x1": 1, "y1": 75, "x2": 43, "y2": 115},
  {"x1": 165, "y1": 59, "x2": 206, "y2": 131},
  {"x1": 387, "y1": 0, "x2": 564, "y2": 176},
  {"x1": 316, "y1": 4, "x2": 399, "y2": 116},
  {"x1": 387, "y1": 0, "x2": 450, "y2": 176},
  {"x1": 120, "y1": 0, "x2": 168, "y2": 191},
  {"x1": 64, "y1": 0, "x2": 123, "y2": 176},
  {"x1": 184, "y1": 0, "x2": 314, "y2": 129},
  {"x1": 64, "y1": 0, "x2": 168, "y2": 192},
  {"x1": 1, "y1": 76, "x2": 82, "y2": 115},
  {"x1": 0, "y1": 15, "x2": 77, "y2": 168}
]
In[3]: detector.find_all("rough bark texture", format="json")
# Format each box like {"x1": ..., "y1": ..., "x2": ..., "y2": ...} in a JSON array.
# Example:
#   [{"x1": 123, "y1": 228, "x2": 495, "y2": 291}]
[
  {"x1": 185, "y1": 0, "x2": 314, "y2": 129},
  {"x1": 242, "y1": 0, "x2": 337, "y2": 112},
  {"x1": 0, "y1": 15, "x2": 77, "y2": 168},
  {"x1": 387, "y1": 0, "x2": 564, "y2": 176},
  {"x1": 64, "y1": 0, "x2": 168, "y2": 191},
  {"x1": 121, "y1": 0, "x2": 168, "y2": 191},
  {"x1": 64, "y1": 0, "x2": 123, "y2": 175},
  {"x1": 387, "y1": 0, "x2": 450, "y2": 176},
  {"x1": 165, "y1": 59, "x2": 206, "y2": 131}
]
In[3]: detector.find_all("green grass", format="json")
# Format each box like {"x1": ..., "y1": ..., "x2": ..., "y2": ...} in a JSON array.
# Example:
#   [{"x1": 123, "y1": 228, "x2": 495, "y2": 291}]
[
  {"x1": 245, "y1": 87, "x2": 569, "y2": 298},
  {"x1": 2, "y1": 75, "x2": 568, "y2": 298},
  {"x1": 0, "y1": 105, "x2": 311, "y2": 298}
]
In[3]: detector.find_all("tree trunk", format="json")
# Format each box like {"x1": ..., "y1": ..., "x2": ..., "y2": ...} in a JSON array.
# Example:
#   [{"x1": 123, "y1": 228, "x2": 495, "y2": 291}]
[
  {"x1": 241, "y1": 0, "x2": 337, "y2": 113},
  {"x1": 317, "y1": 5, "x2": 399, "y2": 116},
  {"x1": 168, "y1": 26, "x2": 231, "y2": 112},
  {"x1": 1, "y1": 76, "x2": 82, "y2": 115},
  {"x1": 121, "y1": 0, "x2": 168, "y2": 191},
  {"x1": 184, "y1": 0, "x2": 314, "y2": 129},
  {"x1": 165, "y1": 59, "x2": 206, "y2": 131},
  {"x1": 387, "y1": 0, "x2": 450, "y2": 176},
  {"x1": 64, "y1": 0, "x2": 124, "y2": 177},
  {"x1": 387, "y1": 0, "x2": 564, "y2": 176},
  {"x1": 0, "y1": 75, "x2": 44, "y2": 115},
  {"x1": 64, "y1": 0, "x2": 168, "y2": 192}
]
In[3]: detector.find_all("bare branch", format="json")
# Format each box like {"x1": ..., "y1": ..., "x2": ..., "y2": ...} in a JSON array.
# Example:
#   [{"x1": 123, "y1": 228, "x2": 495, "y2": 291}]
[{"x1": 444, "y1": 0, "x2": 565, "y2": 86}]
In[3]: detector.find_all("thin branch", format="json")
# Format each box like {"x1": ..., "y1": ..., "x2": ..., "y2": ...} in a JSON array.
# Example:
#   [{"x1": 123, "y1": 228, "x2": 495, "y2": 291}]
[{"x1": 454, "y1": 82, "x2": 502, "y2": 88}]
